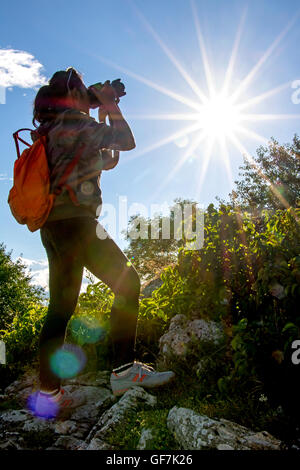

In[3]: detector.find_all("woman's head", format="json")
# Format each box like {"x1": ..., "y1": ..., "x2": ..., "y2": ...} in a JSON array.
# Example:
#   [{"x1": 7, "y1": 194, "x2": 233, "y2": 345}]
[{"x1": 33, "y1": 67, "x2": 89, "y2": 126}]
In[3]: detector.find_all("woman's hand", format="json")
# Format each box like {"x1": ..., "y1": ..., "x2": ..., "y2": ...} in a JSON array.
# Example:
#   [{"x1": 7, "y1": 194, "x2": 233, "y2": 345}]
[
  {"x1": 90, "y1": 81, "x2": 117, "y2": 106},
  {"x1": 93, "y1": 84, "x2": 135, "y2": 151},
  {"x1": 98, "y1": 105, "x2": 108, "y2": 124}
]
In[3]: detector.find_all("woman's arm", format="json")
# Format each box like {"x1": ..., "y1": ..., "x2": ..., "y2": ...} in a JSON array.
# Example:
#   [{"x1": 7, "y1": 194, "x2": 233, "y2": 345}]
[
  {"x1": 100, "y1": 102, "x2": 135, "y2": 151},
  {"x1": 101, "y1": 149, "x2": 120, "y2": 170},
  {"x1": 90, "y1": 84, "x2": 136, "y2": 151}
]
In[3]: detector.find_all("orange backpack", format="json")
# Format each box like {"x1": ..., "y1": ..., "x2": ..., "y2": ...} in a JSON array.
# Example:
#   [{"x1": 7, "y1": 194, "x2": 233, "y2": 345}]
[{"x1": 8, "y1": 128, "x2": 81, "y2": 232}]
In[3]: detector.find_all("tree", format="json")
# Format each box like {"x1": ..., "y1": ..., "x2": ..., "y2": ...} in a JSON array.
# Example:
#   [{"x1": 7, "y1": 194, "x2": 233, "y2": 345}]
[
  {"x1": 0, "y1": 243, "x2": 45, "y2": 331},
  {"x1": 123, "y1": 198, "x2": 198, "y2": 282},
  {"x1": 229, "y1": 135, "x2": 300, "y2": 212}
]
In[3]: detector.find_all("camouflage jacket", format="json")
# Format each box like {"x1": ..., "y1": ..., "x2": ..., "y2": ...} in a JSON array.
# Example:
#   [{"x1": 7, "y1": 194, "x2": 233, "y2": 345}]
[{"x1": 35, "y1": 108, "x2": 120, "y2": 222}]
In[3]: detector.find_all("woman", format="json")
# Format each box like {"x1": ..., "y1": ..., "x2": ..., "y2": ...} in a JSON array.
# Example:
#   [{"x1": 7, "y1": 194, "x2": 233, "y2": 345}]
[{"x1": 31, "y1": 68, "x2": 174, "y2": 418}]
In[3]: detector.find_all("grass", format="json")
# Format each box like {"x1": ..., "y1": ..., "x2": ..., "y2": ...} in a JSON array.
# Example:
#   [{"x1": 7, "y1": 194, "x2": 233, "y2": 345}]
[{"x1": 106, "y1": 408, "x2": 179, "y2": 450}]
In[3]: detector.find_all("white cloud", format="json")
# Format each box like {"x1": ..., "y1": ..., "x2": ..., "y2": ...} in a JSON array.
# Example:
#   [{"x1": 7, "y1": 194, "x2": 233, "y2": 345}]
[
  {"x1": 31, "y1": 267, "x2": 50, "y2": 291},
  {"x1": 15, "y1": 257, "x2": 94, "y2": 295},
  {"x1": 16, "y1": 256, "x2": 49, "y2": 291},
  {"x1": 0, "y1": 48, "x2": 47, "y2": 89},
  {"x1": 18, "y1": 256, "x2": 48, "y2": 268}
]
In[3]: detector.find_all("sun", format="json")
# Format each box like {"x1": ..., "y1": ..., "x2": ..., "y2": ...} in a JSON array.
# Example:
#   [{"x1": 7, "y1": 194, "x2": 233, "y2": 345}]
[
  {"x1": 197, "y1": 94, "x2": 241, "y2": 140},
  {"x1": 93, "y1": 0, "x2": 300, "y2": 207}
]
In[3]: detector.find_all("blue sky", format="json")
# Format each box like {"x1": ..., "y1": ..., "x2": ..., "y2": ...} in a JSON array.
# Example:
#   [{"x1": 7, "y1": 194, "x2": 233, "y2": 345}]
[{"x1": 1, "y1": 0, "x2": 300, "y2": 290}]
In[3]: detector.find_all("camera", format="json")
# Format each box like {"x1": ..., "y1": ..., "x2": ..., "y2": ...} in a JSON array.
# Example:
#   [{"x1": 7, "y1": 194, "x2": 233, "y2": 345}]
[{"x1": 87, "y1": 79, "x2": 126, "y2": 108}]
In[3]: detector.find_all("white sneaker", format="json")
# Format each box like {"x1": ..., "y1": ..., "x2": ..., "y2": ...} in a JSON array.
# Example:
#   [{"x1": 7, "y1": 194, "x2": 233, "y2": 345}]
[
  {"x1": 28, "y1": 388, "x2": 85, "y2": 419},
  {"x1": 110, "y1": 360, "x2": 175, "y2": 396}
]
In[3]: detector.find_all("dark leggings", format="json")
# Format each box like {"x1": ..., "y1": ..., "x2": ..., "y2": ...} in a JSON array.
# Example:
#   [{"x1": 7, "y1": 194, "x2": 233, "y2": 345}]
[{"x1": 39, "y1": 216, "x2": 140, "y2": 391}]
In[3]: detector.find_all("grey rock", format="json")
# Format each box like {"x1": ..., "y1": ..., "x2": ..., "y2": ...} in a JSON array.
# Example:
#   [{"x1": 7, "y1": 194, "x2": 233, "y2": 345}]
[
  {"x1": 137, "y1": 428, "x2": 155, "y2": 450},
  {"x1": 0, "y1": 431, "x2": 25, "y2": 450},
  {"x1": 159, "y1": 314, "x2": 223, "y2": 358},
  {"x1": 140, "y1": 276, "x2": 163, "y2": 298},
  {"x1": 18, "y1": 387, "x2": 37, "y2": 406},
  {"x1": 53, "y1": 420, "x2": 89, "y2": 439},
  {"x1": 0, "y1": 384, "x2": 114, "y2": 450},
  {"x1": 23, "y1": 418, "x2": 55, "y2": 433},
  {"x1": 4, "y1": 370, "x2": 38, "y2": 396},
  {"x1": 243, "y1": 430, "x2": 282, "y2": 450},
  {"x1": 167, "y1": 407, "x2": 282, "y2": 450},
  {"x1": 0, "y1": 409, "x2": 31, "y2": 424},
  {"x1": 53, "y1": 436, "x2": 87, "y2": 450},
  {"x1": 54, "y1": 420, "x2": 78, "y2": 435},
  {"x1": 69, "y1": 404, "x2": 100, "y2": 423},
  {"x1": 3, "y1": 375, "x2": 38, "y2": 408},
  {"x1": 88, "y1": 387, "x2": 157, "y2": 441},
  {"x1": 63, "y1": 385, "x2": 114, "y2": 422},
  {"x1": 0, "y1": 439, "x2": 22, "y2": 450},
  {"x1": 73, "y1": 425, "x2": 91, "y2": 440},
  {"x1": 217, "y1": 443, "x2": 235, "y2": 450},
  {"x1": 0, "y1": 374, "x2": 159, "y2": 451},
  {"x1": 86, "y1": 438, "x2": 115, "y2": 450}
]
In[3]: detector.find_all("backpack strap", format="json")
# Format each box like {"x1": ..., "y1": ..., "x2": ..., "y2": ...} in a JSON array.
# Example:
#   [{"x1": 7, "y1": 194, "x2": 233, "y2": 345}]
[
  {"x1": 13, "y1": 128, "x2": 84, "y2": 206},
  {"x1": 13, "y1": 128, "x2": 34, "y2": 159}
]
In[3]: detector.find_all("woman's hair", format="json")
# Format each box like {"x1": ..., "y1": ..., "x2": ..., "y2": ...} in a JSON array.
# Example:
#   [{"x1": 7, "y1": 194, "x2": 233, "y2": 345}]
[{"x1": 33, "y1": 67, "x2": 87, "y2": 127}]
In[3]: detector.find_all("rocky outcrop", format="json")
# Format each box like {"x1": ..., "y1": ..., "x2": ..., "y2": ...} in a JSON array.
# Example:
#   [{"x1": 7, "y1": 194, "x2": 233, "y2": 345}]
[
  {"x1": 167, "y1": 407, "x2": 282, "y2": 450},
  {"x1": 140, "y1": 276, "x2": 163, "y2": 298},
  {"x1": 0, "y1": 358, "x2": 286, "y2": 451},
  {"x1": 0, "y1": 369, "x2": 115, "y2": 450},
  {"x1": 86, "y1": 387, "x2": 156, "y2": 444},
  {"x1": 0, "y1": 369, "x2": 157, "y2": 451},
  {"x1": 159, "y1": 314, "x2": 223, "y2": 359},
  {"x1": 86, "y1": 437, "x2": 115, "y2": 450},
  {"x1": 0, "y1": 369, "x2": 285, "y2": 451}
]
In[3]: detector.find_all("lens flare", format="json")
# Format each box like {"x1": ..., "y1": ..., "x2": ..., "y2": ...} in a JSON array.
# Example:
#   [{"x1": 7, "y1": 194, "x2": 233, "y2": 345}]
[
  {"x1": 50, "y1": 344, "x2": 86, "y2": 379},
  {"x1": 70, "y1": 316, "x2": 106, "y2": 344},
  {"x1": 27, "y1": 391, "x2": 59, "y2": 420},
  {"x1": 175, "y1": 135, "x2": 189, "y2": 148}
]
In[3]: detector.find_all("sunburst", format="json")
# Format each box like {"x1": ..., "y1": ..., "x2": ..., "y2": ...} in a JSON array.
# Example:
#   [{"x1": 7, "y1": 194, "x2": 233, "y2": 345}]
[{"x1": 92, "y1": 0, "x2": 300, "y2": 206}]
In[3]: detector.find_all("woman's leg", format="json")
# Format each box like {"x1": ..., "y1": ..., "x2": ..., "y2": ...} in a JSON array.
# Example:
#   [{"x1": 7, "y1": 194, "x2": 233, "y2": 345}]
[
  {"x1": 78, "y1": 218, "x2": 141, "y2": 369},
  {"x1": 39, "y1": 220, "x2": 84, "y2": 391}
]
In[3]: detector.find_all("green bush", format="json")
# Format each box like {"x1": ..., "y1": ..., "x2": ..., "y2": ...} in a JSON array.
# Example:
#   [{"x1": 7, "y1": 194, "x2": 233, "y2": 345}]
[
  {"x1": 133, "y1": 204, "x2": 300, "y2": 418},
  {"x1": 0, "y1": 243, "x2": 45, "y2": 331},
  {"x1": 0, "y1": 302, "x2": 47, "y2": 387},
  {"x1": 66, "y1": 280, "x2": 114, "y2": 370}
]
